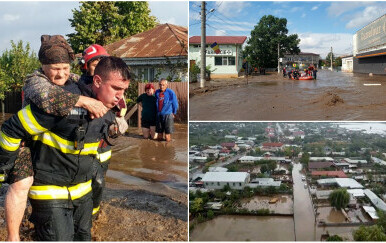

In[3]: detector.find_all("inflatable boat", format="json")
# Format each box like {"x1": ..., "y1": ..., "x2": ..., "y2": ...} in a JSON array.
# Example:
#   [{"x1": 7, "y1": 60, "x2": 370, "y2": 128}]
[{"x1": 292, "y1": 76, "x2": 314, "y2": 81}]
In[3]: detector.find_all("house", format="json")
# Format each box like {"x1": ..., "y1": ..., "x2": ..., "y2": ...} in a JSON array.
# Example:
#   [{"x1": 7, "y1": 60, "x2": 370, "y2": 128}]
[
  {"x1": 105, "y1": 23, "x2": 187, "y2": 81},
  {"x1": 342, "y1": 158, "x2": 368, "y2": 165},
  {"x1": 221, "y1": 142, "x2": 237, "y2": 151},
  {"x1": 308, "y1": 162, "x2": 335, "y2": 171},
  {"x1": 341, "y1": 55, "x2": 353, "y2": 72},
  {"x1": 371, "y1": 156, "x2": 386, "y2": 166},
  {"x1": 201, "y1": 149, "x2": 219, "y2": 158},
  {"x1": 309, "y1": 157, "x2": 334, "y2": 162},
  {"x1": 364, "y1": 189, "x2": 386, "y2": 212},
  {"x1": 189, "y1": 156, "x2": 208, "y2": 163},
  {"x1": 202, "y1": 172, "x2": 250, "y2": 190},
  {"x1": 208, "y1": 167, "x2": 228, "y2": 172},
  {"x1": 189, "y1": 36, "x2": 247, "y2": 78},
  {"x1": 249, "y1": 178, "x2": 281, "y2": 187},
  {"x1": 239, "y1": 156, "x2": 287, "y2": 163},
  {"x1": 261, "y1": 143, "x2": 284, "y2": 152},
  {"x1": 311, "y1": 171, "x2": 348, "y2": 178},
  {"x1": 224, "y1": 135, "x2": 237, "y2": 140},
  {"x1": 317, "y1": 178, "x2": 364, "y2": 189}
]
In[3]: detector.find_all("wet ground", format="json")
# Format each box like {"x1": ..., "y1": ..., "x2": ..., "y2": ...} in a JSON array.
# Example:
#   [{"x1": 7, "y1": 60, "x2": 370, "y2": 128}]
[
  {"x1": 0, "y1": 117, "x2": 188, "y2": 241},
  {"x1": 190, "y1": 70, "x2": 386, "y2": 120}
]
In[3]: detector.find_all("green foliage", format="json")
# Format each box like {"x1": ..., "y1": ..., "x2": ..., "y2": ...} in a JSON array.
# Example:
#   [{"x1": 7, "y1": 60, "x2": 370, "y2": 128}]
[
  {"x1": 67, "y1": 1, "x2": 158, "y2": 53},
  {"x1": 244, "y1": 15, "x2": 300, "y2": 68},
  {"x1": 326, "y1": 235, "x2": 343, "y2": 241},
  {"x1": 190, "y1": 198, "x2": 204, "y2": 214},
  {"x1": 207, "y1": 210, "x2": 215, "y2": 219},
  {"x1": 260, "y1": 164, "x2": 269, "y2": 174},
  {"x1": 329, "y1": 188, "x2": 350, "y2": 210},
  {"x1": 353, "y1": 225, "x2": 386, "y2": 241},
  {"x1": 0, "y1": 40, "x2": 40, "y2": 98},
  {"x1": 300, "y1": 152, "x2": 310, "y2": 165},
  {"x1": 376, "y1": 210, "x2": 386, "y2": 233}
]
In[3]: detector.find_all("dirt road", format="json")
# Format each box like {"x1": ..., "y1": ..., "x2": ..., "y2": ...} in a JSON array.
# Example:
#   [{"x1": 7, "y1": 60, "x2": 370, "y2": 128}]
[{"x1": 190, "y1": 70, "x2": 386, "y2": 121}]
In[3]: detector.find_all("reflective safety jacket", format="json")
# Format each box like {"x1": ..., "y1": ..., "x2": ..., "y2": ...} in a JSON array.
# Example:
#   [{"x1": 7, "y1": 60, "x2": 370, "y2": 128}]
[{"x1": 0, "y1": 82, "x2": 115, "y2": 206}]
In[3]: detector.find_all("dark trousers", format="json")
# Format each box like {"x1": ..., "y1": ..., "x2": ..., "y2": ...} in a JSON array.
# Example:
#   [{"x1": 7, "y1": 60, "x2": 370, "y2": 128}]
[{"x1": 30, "y1": 196, "x2": 93, "y2": 241}]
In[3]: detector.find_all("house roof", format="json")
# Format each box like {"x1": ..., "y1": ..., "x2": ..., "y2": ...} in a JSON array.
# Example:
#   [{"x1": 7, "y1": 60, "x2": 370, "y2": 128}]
[
  {"x1": 262, "y1": 143, "x2": 284, "y2": 147},
  {"x1": 202, "y1": 172, "x2": 249, "y2": 183},
  {"x1": 189, "y1": 36, "x2": 247, "y2": 45},
  {"x1": 311, "y1": 171, "x2": 347, "y2": 178},
  {"x1": 364, "y1": 189, "x2": 386, "y2": 211},
  {"x1": 317, "y1": 178, "x2": 364, "y2": 189},
  {"x1": 308, "y1": 162, "x2": 334, "y2": 169},
  {"x1": 221, "y1": 142, "x2": 235, "y2": 147},
  {"x1": 104, "y1": 23, "x2": 187, "y2": 58}
]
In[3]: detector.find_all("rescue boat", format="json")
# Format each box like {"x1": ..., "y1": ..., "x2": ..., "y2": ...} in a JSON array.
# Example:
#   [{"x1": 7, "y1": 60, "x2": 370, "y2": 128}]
[{"x1": 291, "y1": 76, "x2": 314, "y2": 81}]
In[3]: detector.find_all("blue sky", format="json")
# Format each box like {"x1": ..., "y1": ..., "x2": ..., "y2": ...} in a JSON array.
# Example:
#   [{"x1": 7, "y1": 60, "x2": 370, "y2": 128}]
[
  {"x1": 0, "y1": 1, "x2": 188, "y2": 54},
  {"x1": 189, "y1": 1, "x2": 386, "y2": 58}
]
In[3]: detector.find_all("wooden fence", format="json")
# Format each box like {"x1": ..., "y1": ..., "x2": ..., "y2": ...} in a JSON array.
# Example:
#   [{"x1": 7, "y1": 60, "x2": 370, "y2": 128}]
[{"x1": 137, "y1": 82, "x2": 188, "y2": 127}]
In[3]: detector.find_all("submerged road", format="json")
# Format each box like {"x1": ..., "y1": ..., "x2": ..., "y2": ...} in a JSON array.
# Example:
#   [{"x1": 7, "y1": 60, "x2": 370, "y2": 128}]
[
  {"x1": 292, "y1": 163, "x2": 316, "y2": 241},
  {"x1": 190, "y1": 70, "x2": 386, "y2": 121}
]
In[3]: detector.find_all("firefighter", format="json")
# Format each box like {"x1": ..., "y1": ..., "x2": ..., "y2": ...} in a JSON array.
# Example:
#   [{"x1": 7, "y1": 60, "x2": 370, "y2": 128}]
[{"x1": 0, "y1": 56, "x2": 130, "y2": 240}]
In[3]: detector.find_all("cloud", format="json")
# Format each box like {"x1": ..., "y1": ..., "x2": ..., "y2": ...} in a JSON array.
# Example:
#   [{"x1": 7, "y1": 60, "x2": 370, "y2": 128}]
[
  {"x1": 210, "y1": 18, "x2": 255, "y2": 29},
  {"x1": 2, "y1": 14, "x2": 20, "y2": 22},
  {"x1": 297, "y1": 32, "x2": 353, "y2": 58},
  {"x1": 215, "y1": 30, "x2": 226, "y2": 36},
  {"x1": 311, "y1": 6, "x2": 319, "y2": 11},
  {"x1": 327, "y1": 2, "x2": 367, "y2": 17},
  {"x1": 217, "y1": 1, "x2": 250, "y2": 18},
  {"x1": 301, "y1": 13, "x2": 306, "y2": 18},
  {"x1": 345, "y1": 6, "x2": 386, "y2": 29}
]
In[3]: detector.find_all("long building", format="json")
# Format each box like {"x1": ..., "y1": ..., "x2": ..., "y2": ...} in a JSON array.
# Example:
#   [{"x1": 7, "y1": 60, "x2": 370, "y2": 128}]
[{"x1": 353, "y1": 14, "x2": 386, "y2": 75}]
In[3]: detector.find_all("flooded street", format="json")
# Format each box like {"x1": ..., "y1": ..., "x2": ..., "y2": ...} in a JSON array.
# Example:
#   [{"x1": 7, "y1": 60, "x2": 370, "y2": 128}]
[
  {"x1": 190, "y1": 215, "x2": 295, "y2": 241},
  {"x1": 190, "y1": 70, "x2": 386, "y2": 120},
  {"x1": 292, "y1": 163, "x2": 316, "y2": 241},
  {"x1": 108, "y1": 123, "x2": 188, "y2": 192}
]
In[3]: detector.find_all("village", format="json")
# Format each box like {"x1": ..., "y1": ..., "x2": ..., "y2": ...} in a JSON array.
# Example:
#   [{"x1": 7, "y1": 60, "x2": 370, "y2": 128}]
[{"x1": 189, "y1": 122, "x2": 386, "y2": 241}]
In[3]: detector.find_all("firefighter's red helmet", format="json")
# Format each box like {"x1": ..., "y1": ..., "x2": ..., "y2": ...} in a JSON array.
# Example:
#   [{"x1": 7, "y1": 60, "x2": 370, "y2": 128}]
[{"x1": 80, "y1": 44, "x2": 109, "y2": 70}]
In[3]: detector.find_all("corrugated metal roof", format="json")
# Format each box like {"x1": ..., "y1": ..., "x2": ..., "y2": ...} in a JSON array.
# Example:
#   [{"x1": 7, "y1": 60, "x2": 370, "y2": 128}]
[
  {"x1": 202, "y1": 172, "x2": 249, "y2": 182},
  {"x1": 364, "y1": 189, "x2": 386, "y2": 211},
  {"x1": 105, "y1": 23, "x2": 187, "y2": 58},
  {"x1": 189, "y1": 36, "x2": 247, "y2": 44},
  {"x1": 308, "y1": 162, "x2": 334, "y2": 169},
  {"x1": 312, "y1": 171, "x2": 347, "y2": 178}
]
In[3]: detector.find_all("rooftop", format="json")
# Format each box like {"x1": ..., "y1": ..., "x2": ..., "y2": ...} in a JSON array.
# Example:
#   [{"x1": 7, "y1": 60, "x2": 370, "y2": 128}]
[
  {"x1": 202, "y1": 172, "x2": 249, "y2": 183},
  {"x1": 311, "y1": 171, "x2": 347, "y2": 178},
  {"x1": 105, "y1": 23, "x2": 187, "y2": 58}
]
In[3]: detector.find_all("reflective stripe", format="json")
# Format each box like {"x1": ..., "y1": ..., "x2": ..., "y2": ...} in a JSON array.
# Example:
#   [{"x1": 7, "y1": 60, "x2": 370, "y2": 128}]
[
  {"x1": 92, "y1": 206, "x2": 100, "y2": 215},
  {"x1": 29, "y1": 180, "x2": 92, "y2": 200},
  {"x1": 96, "y1": 150, "x2": 111, "y2": 163},
  {"x1": 18, "y1": 105, "x2": 47, "y2": 135},
  {"x1": 0, "y1": 131, "x2": 21, "y2": 151},
  {"x1": 0, "y1": 174, "x2": 5, "y2": 182},
  {"x1": 32, "y1": 132, "x2": 99, "y2": 155}
]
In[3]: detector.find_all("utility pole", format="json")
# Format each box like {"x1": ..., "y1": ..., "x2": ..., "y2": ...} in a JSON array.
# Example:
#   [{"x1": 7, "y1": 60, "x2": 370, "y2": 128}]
[
  {"x1": 330, "y1": 46, "x2": 333, "y2": 71},
  {"x1": 200, "y1": 1, "x2": 206, "y2": 88},
  {"x1": 277, "y1": 43, "x2": 280, "y2": 74}
]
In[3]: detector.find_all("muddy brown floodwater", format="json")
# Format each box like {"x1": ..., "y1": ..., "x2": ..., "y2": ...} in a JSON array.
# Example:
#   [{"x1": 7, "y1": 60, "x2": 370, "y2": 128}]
[
  {"x1": 0, "y1": 115, "x2": 188, "y2": 241},
  {"x1": 190, "y1": 70, "x2": 386, "y2": 120}
]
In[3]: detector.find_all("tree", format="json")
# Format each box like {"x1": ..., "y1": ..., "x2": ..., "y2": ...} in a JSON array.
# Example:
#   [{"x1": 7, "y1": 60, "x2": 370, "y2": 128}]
[
  {"x1": 326, "y1": 235, "x2": 343, "y2": 241},
  {"x1": 190, "y1": 198, "x2": 204, "y2": 214},
  {"x1": 67, "y1": 1, "x2": 158, "y2": 53},
  {"x1": 329, "y1": 188, "x2": 350, "y2": 210},
  {"x1": 260, "y1": 164, "x2": 269, "y2": 174},
  {"x1": 244, "y1": 15, "x2": 300, "y2": 68},
  {"x1": 0, "y1": 40, "x2": 40, "y2": 99},
  {"x1": 376, "y1": 210, "x2": 386, "y2": 233},
  {"x1": 353, "y1": 225, "x2": 386, "y2": 241},
  {"x1": 300, "y1": 152, "x2": 310, "y2": 165}
]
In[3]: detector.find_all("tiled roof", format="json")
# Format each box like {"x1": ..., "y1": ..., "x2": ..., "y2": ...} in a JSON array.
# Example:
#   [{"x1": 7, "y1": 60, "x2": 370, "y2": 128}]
[
  {"x1": 189, "y1": 36, "x2": 247, "y2": 44},
  {"x1": 311, "y1": 171, "x2": 347, "y2": 178},
  {"x1": 104, "y1": 23, "x2": 187, "y2": 58}
]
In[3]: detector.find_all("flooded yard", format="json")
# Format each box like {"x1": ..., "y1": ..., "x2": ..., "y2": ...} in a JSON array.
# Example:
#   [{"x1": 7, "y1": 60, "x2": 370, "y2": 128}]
[
  {"x1": 240, "y1": 195, "x2": 293, "y2": 214},
  {"x1": 190, "y1": 215, "x2": 295, "y2": 241},
  {"x1": 190, "y1": 70, "x2": 386, "y2": 121}
]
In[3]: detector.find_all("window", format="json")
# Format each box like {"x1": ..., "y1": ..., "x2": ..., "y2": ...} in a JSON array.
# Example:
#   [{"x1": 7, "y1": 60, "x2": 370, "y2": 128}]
[
  {"x1": 239, "y1": 183, "x2": 242, "y2": 186},
  {"x1": 233, "y1": 183, "x2": 236, "y2": 186},
  {"x1": 214, "y1": 57, "x2": 235, "y2": 66},
  {"x1": 228, "y1": 57, "x2": 235, "y2": 65},
  {"x1": 217, "y1": 182, "x2": 220, "y2": 186}
]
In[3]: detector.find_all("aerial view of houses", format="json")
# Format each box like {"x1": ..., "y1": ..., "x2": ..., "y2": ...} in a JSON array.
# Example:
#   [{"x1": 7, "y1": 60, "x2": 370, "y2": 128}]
[{"x1": 189, "y1": 122, "x2": 386, "y2": 241}]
